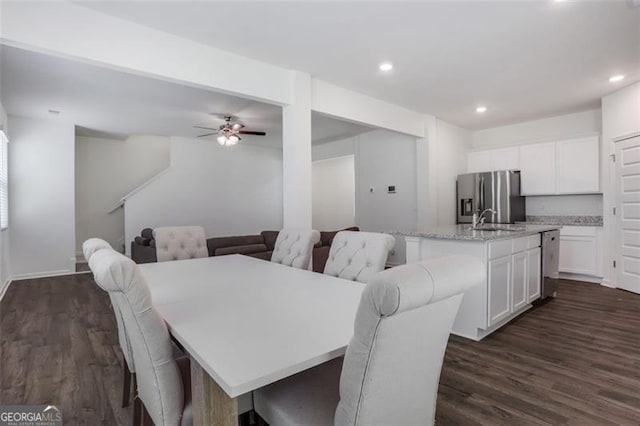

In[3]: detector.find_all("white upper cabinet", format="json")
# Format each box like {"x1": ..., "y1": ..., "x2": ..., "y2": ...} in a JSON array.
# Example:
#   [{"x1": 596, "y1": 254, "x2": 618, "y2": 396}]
[
  {"x1": 555, "y1": 136, "x2": 600, "y2": 194},
  {"x1": 467, "y1": 136, "x2": 600, "y2": 195},
  {"x1": 518, "y1": 142, "x2": 556, "y2": 195},
  {"x1": 492, "y1": 147, "x2": 519, "y2": 171},
  {"x1": 467, "y1": 150, "x2": 493, "y2": 173},
  {"x1": 468, "y1": 147, "x2": 518, "y2": 173}
]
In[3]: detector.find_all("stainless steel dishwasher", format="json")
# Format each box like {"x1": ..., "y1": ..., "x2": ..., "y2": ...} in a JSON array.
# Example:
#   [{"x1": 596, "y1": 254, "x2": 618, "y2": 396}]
[{"x1": 541, "y1": 230, "x2": 560, "y2": 299}]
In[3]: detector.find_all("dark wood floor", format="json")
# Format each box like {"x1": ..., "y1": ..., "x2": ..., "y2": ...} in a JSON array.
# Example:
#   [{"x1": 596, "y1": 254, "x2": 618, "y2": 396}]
[{"x1": 1, "y1": 275, "x2": 639, "y2": 425}]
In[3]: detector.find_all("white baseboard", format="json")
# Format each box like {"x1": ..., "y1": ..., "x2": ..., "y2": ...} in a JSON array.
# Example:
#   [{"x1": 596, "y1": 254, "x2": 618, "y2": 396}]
[
  {"x1": 0, "y1": 279, "x2": 12, "y2": 301},
  {"x1": 11, "y1": 269, "x2": 76, "y2": 281},
  {"x1": 558, "y1": 272, "x2": 603, "y2": 284},
  {"x1": 600, "y1": 279, "x2": 616, "y2": 288}
]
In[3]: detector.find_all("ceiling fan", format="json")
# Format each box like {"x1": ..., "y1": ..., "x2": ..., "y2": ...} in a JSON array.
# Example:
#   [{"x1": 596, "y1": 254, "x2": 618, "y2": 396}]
[{"x1": 194, "y1": 115, "x2": 266, "y2": 146}]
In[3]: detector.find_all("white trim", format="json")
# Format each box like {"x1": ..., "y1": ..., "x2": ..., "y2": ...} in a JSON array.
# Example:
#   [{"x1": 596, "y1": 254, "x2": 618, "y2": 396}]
[
  {"x1": 558, "y1": 272, "x2": 603, "y2": 284},
  {"x1": 0, "y1": 279, "x2": 12, "y2": 301},
  {"x1": 11, "y1": 269, "x2": 77, "y2": 281},
  {"x1": 121, "y1": 168, "x2": 170, "y2": 201},
  {"x1": 311, "y1": 154, "x2": 355, "y2": 165},
  {"x1": 600, "y1": 278, "x2": 616, "y2": 288},
  {"x1": 613, "y1": 131, "x2": 640, "y2": 143},
  {"x1": 108, "y1": 200, "x2": 125, "y2": 214}
]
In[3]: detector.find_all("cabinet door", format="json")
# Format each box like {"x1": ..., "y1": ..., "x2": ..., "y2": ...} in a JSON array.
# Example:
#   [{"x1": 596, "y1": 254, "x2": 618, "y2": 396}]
[
  {"x1": 518, "y1": 142, "x2": 556, "y2": 195},
  {"x1": 492, "y1": 147, "x2": 519, "y2": 171},
  {"x1": 527, "y1": 247, "x2": 541, "y2": 302},
  {"x1": 468, "y1": 151, "x2": 493, "y2": 173},
  {"x1": 556, "y1": 136, "x2": 600, "y2": 194},
  {"x1": 559, "y1": 235, "x2": 598, "y2": 276},
  {"x1": 488, "y1": 255, "x2": 511, "y2": 326},
  {"x1": 511, "y1": 251, "x2": 527, "y2": 312}
]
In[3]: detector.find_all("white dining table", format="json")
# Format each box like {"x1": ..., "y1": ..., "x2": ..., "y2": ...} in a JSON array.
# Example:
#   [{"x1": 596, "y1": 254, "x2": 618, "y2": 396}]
[{"x1": 138, "y1": 254, "x2": 365, "y2": 426}]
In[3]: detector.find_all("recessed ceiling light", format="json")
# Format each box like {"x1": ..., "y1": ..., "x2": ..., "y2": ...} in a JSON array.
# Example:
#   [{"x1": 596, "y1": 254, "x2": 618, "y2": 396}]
[
  {"x1": 378, "y1": 62, "x2": 393, "y2": 72},
  {"x1": 609, "y1": 74, "x2": 625, "y2": 83},
  {"x1": 476, "y1": 106, "x2": 487, "y2": 113}
]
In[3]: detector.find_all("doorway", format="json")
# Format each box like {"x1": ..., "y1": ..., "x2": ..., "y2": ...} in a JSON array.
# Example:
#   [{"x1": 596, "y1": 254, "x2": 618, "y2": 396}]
[{"x1": 614, "y1": 135, "x2": 640, "y2": 293}]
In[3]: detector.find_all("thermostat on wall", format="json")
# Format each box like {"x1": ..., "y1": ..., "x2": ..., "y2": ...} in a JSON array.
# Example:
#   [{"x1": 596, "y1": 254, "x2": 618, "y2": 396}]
[{"x1": 388, "y1": 185, "x2": 396, "y2": 194}]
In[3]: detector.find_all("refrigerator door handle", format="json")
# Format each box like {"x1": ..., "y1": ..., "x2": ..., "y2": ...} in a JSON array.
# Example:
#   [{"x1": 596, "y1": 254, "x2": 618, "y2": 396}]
[{"x1": 479, "y1": 176, "x2": 485, "y2": 212}]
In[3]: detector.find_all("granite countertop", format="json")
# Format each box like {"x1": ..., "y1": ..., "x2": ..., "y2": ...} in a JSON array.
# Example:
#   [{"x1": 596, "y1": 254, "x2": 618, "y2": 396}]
[
  {"x1": 519, "y1": 215, "x2": 603, "y2": 227},
  {"x1": 395, "y1": 223, "x2": 561, "y2": 242}
]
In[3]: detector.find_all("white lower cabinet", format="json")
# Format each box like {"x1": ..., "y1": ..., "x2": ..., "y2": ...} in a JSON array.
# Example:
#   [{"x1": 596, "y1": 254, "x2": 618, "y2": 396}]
[
  {"x1": 527, "y1": 247, "x2": 542, "y2": 302},
  {"x1": 559, "y1": 226, "x2": 603, "y2": 278},
  {"x1": 405, "y1": 232, "x2": 547, "y2": 341},
  {"x1": 487, "y1": 243, "x2": 538, "y2": 328},
  {"x1": 511, "y1": 251, "x2": 528, "y2": 312},
  {"x1": 488, "y1": 256, "x2": 511, "y2": 326}
]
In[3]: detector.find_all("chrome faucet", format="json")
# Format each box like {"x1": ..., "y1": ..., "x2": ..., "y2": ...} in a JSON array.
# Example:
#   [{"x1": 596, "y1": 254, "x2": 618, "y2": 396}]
[{"x1": 472, "y1": 209, "x2": 497, "y2": 229}]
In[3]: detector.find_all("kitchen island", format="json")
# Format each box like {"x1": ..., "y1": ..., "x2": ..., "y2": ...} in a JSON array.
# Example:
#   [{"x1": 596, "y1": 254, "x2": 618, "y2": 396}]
[{"x1": 401, "y1": 224, "x2": 561, "y2": 341}]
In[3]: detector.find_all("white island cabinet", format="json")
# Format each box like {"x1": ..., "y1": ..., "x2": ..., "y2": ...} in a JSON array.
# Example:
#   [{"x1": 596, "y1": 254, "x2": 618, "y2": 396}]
[{"x1": 404, "y1": 224, "x2": 558, "y2": 341}]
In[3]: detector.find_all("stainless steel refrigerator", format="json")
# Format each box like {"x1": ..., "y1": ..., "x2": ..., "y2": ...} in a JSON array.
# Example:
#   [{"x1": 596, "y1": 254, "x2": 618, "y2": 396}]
[{"x1": 457, "y1": 170, "x2": 525, "y2": 224}]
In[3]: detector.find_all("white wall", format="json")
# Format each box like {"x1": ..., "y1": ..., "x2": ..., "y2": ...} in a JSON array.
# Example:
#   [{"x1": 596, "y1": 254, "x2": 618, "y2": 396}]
[
  {"x1": 311, "y1": 80, "x2": 425, "y2": 138},
  {"x1": 435, "y1": 120, "x2": 473, "y2": 225},
  {"x1": 75, "y1": 134, "x2": 170, "y2": 255},
  {"x1": 124, "y1": 137, "x2": 283, "y2": 252},
  {"x1": 338, "y1": 131, "x2": 416, "y2": 234},
  {"x1": 8, "y1": 116, "x2": 76, "y2": 278},
  {"x1": 0, "y1": 101, "x2": 10, "y2": 294},
  {"x1": 312, "y1": 130, "x2": 419, "y2": 265},
  {"x1": 472, "y1": 109, "x2": 602, "y2": 148},
  {"x1": 312, "y1": 137, "x2": 356, "y2": 162},
  {"x1": 312, "y1": 155, "x2": 355, "y2": 231}
]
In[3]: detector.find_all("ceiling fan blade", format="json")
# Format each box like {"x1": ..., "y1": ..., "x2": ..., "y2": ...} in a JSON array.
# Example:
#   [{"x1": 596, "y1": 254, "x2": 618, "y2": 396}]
[
  {"x1": 238, "y1": 130, "x2": 266, "y2": 136},
  {"x1": 197, "y1": 133, "x2": 218, "y2": 138},
  {"x1": 193, "y1": 125, "x2": 219, "y2": 131}
]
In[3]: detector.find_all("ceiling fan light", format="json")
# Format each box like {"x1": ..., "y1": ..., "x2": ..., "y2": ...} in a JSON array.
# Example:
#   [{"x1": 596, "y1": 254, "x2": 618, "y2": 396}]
[
  {"x1": 217, "y1": 135, "x2": 227, "y2": 145},
  {"x1": 231, "y1": 123, "x2": 243, "y2": 130},
  {"x1": 229, "y1": 135, "x2": 240, "y2": 143}
]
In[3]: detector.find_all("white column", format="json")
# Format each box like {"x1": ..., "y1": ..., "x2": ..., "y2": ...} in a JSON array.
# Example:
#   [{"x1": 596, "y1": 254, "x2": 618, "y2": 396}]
[
  {"x1": 282, "y1": 71, "x2": 313, "y2": 228},
  {"x1": 416, "y1": 115, "x2": 438, "y2": 230}
]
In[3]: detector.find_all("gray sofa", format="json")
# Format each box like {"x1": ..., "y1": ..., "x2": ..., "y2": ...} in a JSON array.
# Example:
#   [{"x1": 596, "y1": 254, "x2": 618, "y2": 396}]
[{"x1": 130, "y1": 227, "x2": 359, "y2": 272}]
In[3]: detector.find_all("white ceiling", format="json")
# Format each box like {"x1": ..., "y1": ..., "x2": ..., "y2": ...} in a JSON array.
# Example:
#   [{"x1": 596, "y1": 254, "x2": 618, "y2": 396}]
[
  {"x1": 79, "y1": 0, "x2": 640, "y2": 129},
  {"x1": 0, "y1": 45, "x2": 371, "y2": 145}
]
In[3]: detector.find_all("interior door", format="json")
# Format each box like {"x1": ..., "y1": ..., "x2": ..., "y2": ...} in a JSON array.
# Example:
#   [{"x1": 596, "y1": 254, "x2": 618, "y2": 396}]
[{"x1": 615, "y1": 135, "x2": 640, "y2": 293}]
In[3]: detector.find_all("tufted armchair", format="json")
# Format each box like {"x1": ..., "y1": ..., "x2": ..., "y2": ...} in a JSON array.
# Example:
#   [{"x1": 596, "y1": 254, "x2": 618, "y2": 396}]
[
  {"x1": 323, "y1": 231, "x2": 395, "y2": 283},
  {"x1": 253, "y1": 255, "x2": 485, "y2": 426},
  {"x1": 83, "y1": 238, "x2": 137, "y2": 409},
  {"x1": 89, "y1": 249, "x2": 192, "y2": 426},
  {"x1": 270, "y1": 229, "x2": 321, "y2": 270},
  {"x1": 154, "y1": 226, "x2": 209, "y2": 262}
]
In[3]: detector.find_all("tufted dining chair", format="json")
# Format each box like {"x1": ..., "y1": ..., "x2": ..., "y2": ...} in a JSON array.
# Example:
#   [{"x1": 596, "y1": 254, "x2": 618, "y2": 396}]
[
  {"x1": 89, "y1": 249, "x2": 192, "y2": 426},
  {"x1": 323, "y1": 231, "x2": 395, "y2": 283},
  {"x1": 253, "y1": 255, "x2": 484, "y2": 426},
  {"x1": 154, "y1": 226, "x2": 209, "y2": 262},
  {"x1": 270, "y1": 229, "x2": 321, "y2": 270},
  {"x1": 83, "y1": 238, "x2": 136, "y2": 409}
]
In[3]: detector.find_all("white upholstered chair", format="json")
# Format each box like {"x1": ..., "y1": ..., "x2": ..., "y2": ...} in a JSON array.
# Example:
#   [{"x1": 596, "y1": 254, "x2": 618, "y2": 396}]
[
  {"x1": 323, "y1": 231, "x2": 395, "y2": 283},
  {"x1": 153, "y1": 226, "x2": 209, "y2": 262},
  {"x1": 83, "y1": 238, "x2": 136, "y2": 409},
  {"x1": 253, "y1": 255, "x2": 485, "y2": 426},
  {"x1": 89, "y1": 249, "x2": 191, "y2": 426},
  {"x1": 270, "y1": 229, "x2": 321, "y2": 270}
]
